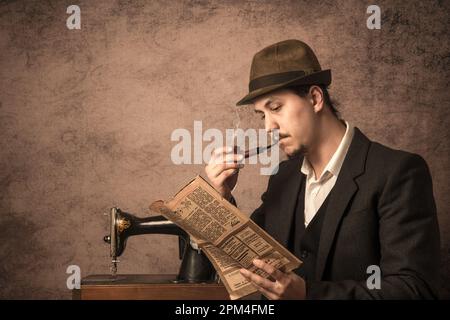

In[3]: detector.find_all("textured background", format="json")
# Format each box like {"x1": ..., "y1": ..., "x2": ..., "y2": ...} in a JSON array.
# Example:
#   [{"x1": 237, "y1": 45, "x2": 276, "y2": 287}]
[{"x1": 0, "y1": 0, "x2": 448, "y2": 299}]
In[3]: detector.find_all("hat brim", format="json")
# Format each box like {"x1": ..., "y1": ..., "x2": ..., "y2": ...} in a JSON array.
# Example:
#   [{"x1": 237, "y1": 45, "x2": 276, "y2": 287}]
[{"x1": 236, "y1": 69, "x2": 332, "y2": 106}]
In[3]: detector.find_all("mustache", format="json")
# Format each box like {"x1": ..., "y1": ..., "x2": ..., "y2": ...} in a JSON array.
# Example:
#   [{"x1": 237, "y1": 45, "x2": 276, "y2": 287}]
[{"x1": 277, "y1": 133, "x2": 290, "y2": 139}]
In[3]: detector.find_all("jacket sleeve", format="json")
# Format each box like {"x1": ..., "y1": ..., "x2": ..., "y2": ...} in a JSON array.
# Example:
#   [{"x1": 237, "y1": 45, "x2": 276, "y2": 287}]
[
  {"x1": 306, "y1": 154, "x2": 441, "y2": 299},
  {"x1": 249, "y1": 191, "x2": 268, "y2": 228}
]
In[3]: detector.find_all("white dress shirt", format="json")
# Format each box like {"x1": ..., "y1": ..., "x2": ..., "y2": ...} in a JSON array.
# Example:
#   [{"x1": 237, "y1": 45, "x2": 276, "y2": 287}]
[{"x1": 300, "y1": 121, "x2": 354, "y2": 227}]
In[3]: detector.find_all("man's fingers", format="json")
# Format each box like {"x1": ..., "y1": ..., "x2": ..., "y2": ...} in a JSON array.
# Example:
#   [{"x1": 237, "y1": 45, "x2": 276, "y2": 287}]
[
  {"x1": 210, "y1": 147, "x2": 244, "y2": 164},
  {"x1": 252, "y1": 283, "x2": 280, "y2": 300},
  {"x1": 240, "y1": 268, "x2": 282, "y2": 299},
  {"x1": 212, "y1": 146, "x2": 233, "y2": 157},
  {"x1": 252, "y1": 259, "x2": 285, "y2": 282},
  {"x1": 211, "y1": 153, "x2": 244, "y2": 166},
  {"x1": 212, "y1": 163, "x2": 244, "y2": 178},
  {"x1": 240, "y1": 268, "x2": 277, "y2": 292},
  {"x1": 211, "y1": 147, "x2": 233, "y2": 163}
]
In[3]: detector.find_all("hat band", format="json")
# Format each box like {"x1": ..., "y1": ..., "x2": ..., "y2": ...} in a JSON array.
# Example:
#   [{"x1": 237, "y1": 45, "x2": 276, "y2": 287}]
[{"x1": 249, "y1": 70, "x2": 306, "y2": 91}]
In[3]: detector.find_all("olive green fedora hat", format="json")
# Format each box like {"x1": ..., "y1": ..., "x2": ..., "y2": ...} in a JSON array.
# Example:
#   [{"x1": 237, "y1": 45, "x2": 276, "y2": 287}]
[{"x1": 236, "y1": 39, "x2": 331, "y2": 106}]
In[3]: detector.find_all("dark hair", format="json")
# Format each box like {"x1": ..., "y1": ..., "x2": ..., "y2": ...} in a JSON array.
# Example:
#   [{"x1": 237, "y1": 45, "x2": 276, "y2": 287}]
[{"x1": 288, "y1": 84, "x2": 340, "y2": 118}]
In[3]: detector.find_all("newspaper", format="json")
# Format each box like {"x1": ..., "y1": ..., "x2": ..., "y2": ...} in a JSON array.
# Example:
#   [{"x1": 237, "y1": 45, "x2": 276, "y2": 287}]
[{"x1": 149, "y1": 175, "x2": 302, "y2": 300}]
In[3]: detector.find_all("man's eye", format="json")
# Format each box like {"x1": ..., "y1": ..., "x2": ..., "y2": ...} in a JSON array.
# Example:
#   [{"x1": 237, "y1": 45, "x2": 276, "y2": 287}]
[
  {"x1": 271, "y1": 105, "x2": 282, "y2": 112},
  {"x1": 261, "y1": 114, "x2": 265, "y2": 120}
]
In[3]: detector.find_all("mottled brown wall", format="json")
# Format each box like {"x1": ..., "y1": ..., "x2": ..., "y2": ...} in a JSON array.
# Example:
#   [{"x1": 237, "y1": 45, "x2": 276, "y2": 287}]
[{"x1": 0, "y1": 0, "x2": 448, "y2": 299}]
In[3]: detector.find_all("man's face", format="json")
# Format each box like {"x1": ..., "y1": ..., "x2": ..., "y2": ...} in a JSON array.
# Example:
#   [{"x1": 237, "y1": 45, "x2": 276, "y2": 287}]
[{"x1": 253, "y1": 88, "x2": 318, "y2": 157}]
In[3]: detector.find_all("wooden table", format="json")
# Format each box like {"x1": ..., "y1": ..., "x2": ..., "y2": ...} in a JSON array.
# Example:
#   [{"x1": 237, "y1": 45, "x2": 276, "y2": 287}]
[{"x1": 73, "y1": 274, "x2": 230, "y2": 300}]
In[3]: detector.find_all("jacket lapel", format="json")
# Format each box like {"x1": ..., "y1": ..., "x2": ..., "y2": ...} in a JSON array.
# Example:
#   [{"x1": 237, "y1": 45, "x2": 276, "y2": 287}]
[
  {"x1": 315, "y1": 128, "x2": 370, "y2": 280},
  {"x1": 265, "y1": 157, "x2": 304, "y2": 247}
]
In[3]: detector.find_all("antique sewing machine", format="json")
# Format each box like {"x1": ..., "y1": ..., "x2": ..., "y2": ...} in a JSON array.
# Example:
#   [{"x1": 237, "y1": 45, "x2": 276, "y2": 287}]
[
  {"x1": 73, "y1": 207, "x2": 230, "y2": 299},
  {"x1": 102, "y1": 207, "x2": 217, "y2": 283}
]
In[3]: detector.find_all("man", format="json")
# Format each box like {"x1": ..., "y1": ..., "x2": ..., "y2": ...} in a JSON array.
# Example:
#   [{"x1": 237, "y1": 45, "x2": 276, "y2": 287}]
[{"x1": 205, "y1": 39, "x2": 440, "y2": 299}]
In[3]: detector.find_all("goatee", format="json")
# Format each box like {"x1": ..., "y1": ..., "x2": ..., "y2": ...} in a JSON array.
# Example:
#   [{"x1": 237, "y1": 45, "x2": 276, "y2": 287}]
[{"x1": 287, "y1": 144, "x2": 307, "y2": 160}]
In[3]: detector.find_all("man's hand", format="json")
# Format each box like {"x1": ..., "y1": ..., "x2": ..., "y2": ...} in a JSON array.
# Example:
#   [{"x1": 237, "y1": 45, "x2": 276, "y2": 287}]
[
  {"x1": 205, "y1": 146, "x2": 244, "y2": 200},
  {"x1": 240, "y1": 259, "x2": 306, "y2": 300}
]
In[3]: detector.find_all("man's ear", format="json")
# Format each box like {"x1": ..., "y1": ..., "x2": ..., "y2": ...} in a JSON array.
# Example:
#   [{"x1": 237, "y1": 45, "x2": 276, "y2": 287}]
[{"x1": 310, "y1": 86, "x2": 324, "y2": 113}]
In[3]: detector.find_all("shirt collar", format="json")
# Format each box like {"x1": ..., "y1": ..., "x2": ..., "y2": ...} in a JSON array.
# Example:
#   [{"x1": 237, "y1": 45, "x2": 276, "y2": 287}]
[{"x1": 301, "y1": 121, "x2": 355, "y2": 182}]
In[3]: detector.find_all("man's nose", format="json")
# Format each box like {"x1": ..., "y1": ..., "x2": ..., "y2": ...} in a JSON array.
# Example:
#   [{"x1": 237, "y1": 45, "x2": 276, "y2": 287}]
[{"x1": 265, "y1": 114, "x2": 279, "y2": 133}]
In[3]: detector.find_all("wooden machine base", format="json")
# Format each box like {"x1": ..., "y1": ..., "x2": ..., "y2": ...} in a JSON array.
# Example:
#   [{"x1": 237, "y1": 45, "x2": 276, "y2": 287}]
[{"x1": 73, "y1": 274, "x2": 229, "y2": 300}]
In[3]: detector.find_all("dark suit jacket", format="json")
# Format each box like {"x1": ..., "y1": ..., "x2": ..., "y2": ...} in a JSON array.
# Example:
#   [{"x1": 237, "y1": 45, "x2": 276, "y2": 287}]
[{"x1": 250, "y1": 128, "x2": 440, "y2": 299}]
